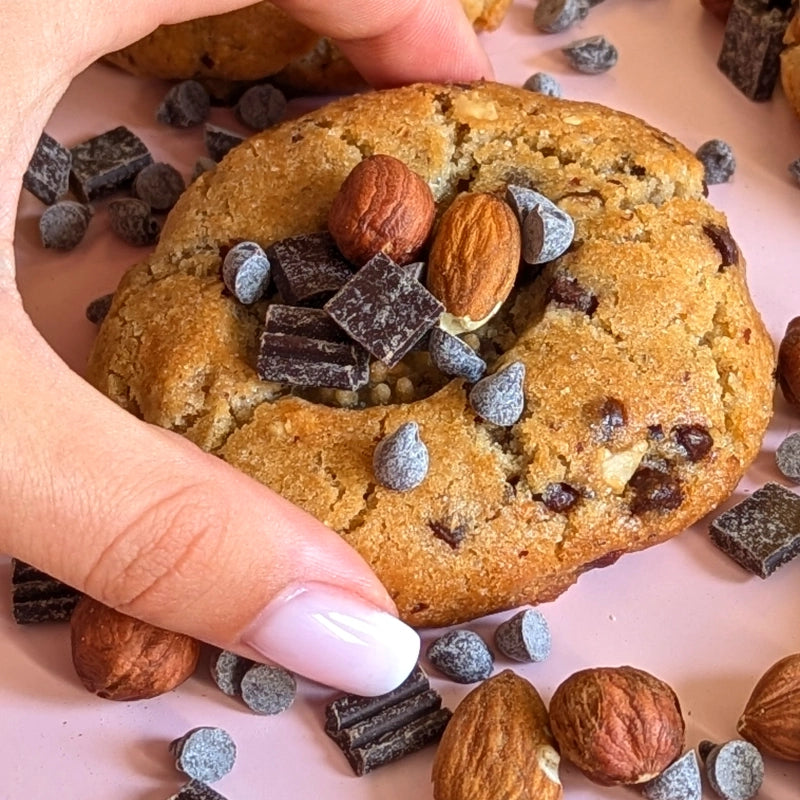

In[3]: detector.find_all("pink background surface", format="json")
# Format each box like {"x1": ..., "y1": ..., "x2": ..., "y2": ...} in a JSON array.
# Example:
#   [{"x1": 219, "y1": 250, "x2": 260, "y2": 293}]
[{"x1": 5, "y1": 1, "x2": 800, "y2": 797}]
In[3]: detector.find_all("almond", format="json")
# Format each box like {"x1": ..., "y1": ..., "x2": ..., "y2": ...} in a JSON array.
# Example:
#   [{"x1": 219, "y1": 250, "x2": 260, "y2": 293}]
[
  {"x1": 426, "y1": 192, "x2": 521, "y2": 333},
  {"x1": 432, "y1": 669, "x2": 562, "y2": 800}
]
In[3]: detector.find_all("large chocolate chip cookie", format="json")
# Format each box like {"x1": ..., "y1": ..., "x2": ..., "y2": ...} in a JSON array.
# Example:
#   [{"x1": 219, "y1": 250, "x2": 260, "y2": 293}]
[{"x1": 87, "y1": 82, "x2": 774, "y2": 627}]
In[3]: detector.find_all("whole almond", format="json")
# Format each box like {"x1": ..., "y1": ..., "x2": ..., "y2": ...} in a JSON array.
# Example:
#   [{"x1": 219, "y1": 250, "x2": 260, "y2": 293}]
[
  {"x1": 737, "y1": 653, "x2": 800, "y2": 760},
  {"x1": 70, "y1": 595, "x2": 200, "y2": 701},
  {"x1": 432, "y1": 669, "x2": 562, "y2": 800},
  {"x1": 328, "y1": 154, "x2": 435, "y2": 266},
  {"x1": 426, "y1": 191, "x2": 520, "y2": 330},
  {"x1": 778, "y1": 316, "x2": 800, "y2": 409}
]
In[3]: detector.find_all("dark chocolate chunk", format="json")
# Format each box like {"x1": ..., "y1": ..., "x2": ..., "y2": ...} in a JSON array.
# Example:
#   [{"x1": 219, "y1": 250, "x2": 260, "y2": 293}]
[
  {"x1": 494, "y1": 608, "x2": 551, "y2": 663},
  {"x1": 267, "y1": 232, "x2": 354, "y2": 306},
  {"x1": 428, "y1": 327, "x2": 486, "y2": 383},
  {"x1": 204, "y1": 124, "x2": 245, "y2": 162},
  {"x1": 468, "y1": 361, "x2": 526, "y2": 426},
  {"x1": 776, "y1": 432, "x2": 800, "y2": 483},
  {"x1": 167, "y1": 780, "x2": 229, "y2": 800},
  {"x1": 428, "y1": 518, "x2": 468, "y2": 549},
  {"x1": 85, "y1": 293, "x2": 114, "y2": 325},
  {"x1": 258, "y1": 304, "x2": 370, "y2": 390},
  {"x1": 534, "y1": 0, "x2": 589, "y2": 33},
  {"x1": 542, "y1": 482, "x2": 580, "y2": 512},
  {"x1": 157, "y1": 80, "x2": 211, "y2": 128},
  {"x1": 325, "y1": 252, "x2": 443, "y2": 368},
  {"x1": 704, "y1": 740, "x2": 764, "y2": 800},
  {"x1": 717, "y1": 0, "x2": 792, "y2": 101},
  {"x1": 132, "y1": 162, "x2": 186, "y2": 212},
  {"x1": 695, "y1": 139, "x2": 736, "y2": 185},
  {"x1": 562, "y1": 35, "x2": 618, "y2": 74},
  {"x1": 522, "y1": 72, "x2": 563, "y2": 97},
  {"x1": 709, "y1": 482, "x2": 800, "y2": 578},
  {"x1": 222, "y1": 241, "x2": 270, "y2": 304},
  {"x1": 373, "y1": 422, "x2": 429, "y2": 491},
  {"x1": 673, "y1": 424, "x2": 713, "y2": 462},
  {"x1": 235, "y1": 83, "x2": 287, "y2": 131},
  {"x1": 70, "y1": 126, "x2": 153, "y2": 202},
  {"x1": 11, "y1": 558, "x2": 81, "y2": 624},
  {"x1": 239, "y1": 663, "x2": 296, "y2": 715},
  {"x1": 426, "y1": 629, "x2": 493, "y2": 683},
  {"x1": 209, "y1": 649, "x2": 252, "y2": 696},
  {"x1": 23, "y1": 132, "x2": 71, "y2": 205},
  {"x1": 642, "y1": 750, "x2": 702, "y2": 800},
  {"x1": 39, "y1": 201, "x2": 91, "y2": 250},
  {"x1": 703, "y1": 224, "x2": 739, "y2": 269},
  {"x1": 629, "y1": 466, "x2": 683, "y2": 514},
  {"x1": 107, "y1": 198, "x2": 161, "y2": 247},
  {"x1": 170, "y1": 727, "x2": 236, "y2": 784},
  {"x1": 546, "y1": 273, "x2": 598, "y2": 315}
]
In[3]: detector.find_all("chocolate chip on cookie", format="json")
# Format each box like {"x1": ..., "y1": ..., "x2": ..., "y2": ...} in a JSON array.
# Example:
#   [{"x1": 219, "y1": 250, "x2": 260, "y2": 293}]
[
  {"x1": 628, "y1": 465, "x2": 684, "y2": 515},
  {"x1": 469, "y1": 361, "x2": 526, "y2": 426},
  {"x1": 546, "y1": 272, "x2": 598, "y2": 315},
  {"x1": 373, "y1": 422, "x2": 429, "y2": 492},
  {"x1": 702, "y1": 223, "x2": 739, "y2": 269},
  {"x1": 222, "y1": 241, "x2": 271, "y2": 304},
  {"x1": 428, "y1": 327, "x2": 486, "y2": 383},
  {"x1": 673, "y1": 424, "x2": 713, "y2": 462}
]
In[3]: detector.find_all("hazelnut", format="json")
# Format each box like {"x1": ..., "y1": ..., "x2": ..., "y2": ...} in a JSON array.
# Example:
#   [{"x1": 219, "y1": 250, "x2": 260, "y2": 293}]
[{"x1": 778, "y1": 316, "x2": 800, "y2": 409}]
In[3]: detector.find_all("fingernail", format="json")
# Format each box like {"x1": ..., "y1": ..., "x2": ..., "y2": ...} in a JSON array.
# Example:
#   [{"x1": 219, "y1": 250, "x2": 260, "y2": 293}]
[{"x1": 242, "y1": 582, "x2": 421, "y2": 696}]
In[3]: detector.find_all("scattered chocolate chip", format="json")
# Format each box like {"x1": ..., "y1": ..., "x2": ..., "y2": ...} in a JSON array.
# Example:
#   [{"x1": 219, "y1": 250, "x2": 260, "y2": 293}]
[
  {"x1": 534, "y1": 0, "x2": 589, "y2": 33},
  {"x1": 23, "y1": 132, "x2": 71, "y2": 205},
  {"x1": 673, "y1": 424, "x2": 714, "y2": 462},
  {"x1": 170, "y1": 727, "x2": 236, "y2": 784},
  {"x1": 373, "y1": 422, "x2": 429, "y2": 491},
  {"x1": 428, "y1": 327, "x2": 486, "y2": 383},
  {"x1": 235, "y1": 83, "x2": 287, "y2": 131},
  {"x1": 107, "y1": 197, "x2": 161, "y2": 247},
  {"x1": 39, "y1": 201, "x2": 91, "y2": 250},
  {"x1": 132, "y1": 162, "x2": 186, "y2": 212},
  {"x1": 542, "y1": 482, "x2": 580, "y2": 512},
  {"x1": 157, "y1": 80, "x2": 211, "y2": 128},
  {"x1": 69, "y1": 126, "x2": 153, "y2": 202},
  {"x1": 85, "y1": 292, "x2": 114, "y2": 324},
  {"x1": 562, "y1": 35, "x2": 618, "y2": 74},
  {"x1": 629, "y1": 466, "x2": 684, "y2": 514},
  {"x1": 325, "y1": 252, "x2": 443, "y2": 368},
  {"x1": 428, "y1": 518, "x2": 468, "y2": 549},
  {"x1": 239, "y1": 663, "x2": 296, "y2": 715},
  {"x1": 469, "y1": 361, "x2": 526, "y2": 426},
  {"x1": 427, "y1": 630, "x2": 493, "y2": 683},
  {"x1": 776, "y1": 432, "x2": 800, "y2": 483},
  {"x1": 494, "y1": 608, "x2": 551, "y2": 663},
  {"x1": 696, "y1": 139, "x2": 736, "y2": 184},
  {"x1": 192, "y1": 157, "x2": 217, "y2": 182},
  {"x1": 717, "y1": 0, "x2": 791, "y2": 100},
  {"x1": 598, "y1": 397, "x2": 626, "y2": 440},
  {"x1": 10, "y1": 559, "x2": 82, "y2": 624},
  {"x1": 222, "y1": 241, "x2": 271, "y2": 304},
  {"x1": 267, "y1": 232, "x2": 354, "y2": 306},
  {"x1": 167, "y1": 781, "x2": 229, "y2": 800},
  {"x1": 209, "y1": 649, "x2": 252, "y2": 696},
  {"x1": 257, "y1": 304, "x2": 370, "y2": 391},
  {"x1": 522, "y1": 72, "x2": 563, "y2": 97},
  {"x1": 789, "y1": 158, "x2": 800, "y2": 186},
  {"x1": 642, "y1": 750, "x2": 702, "y2": 800},
  {"x1": 704, "y1": 740, "x2": 764, "y2": 800},
  {"x1": 702, "y1": 224, "x2": 739, "y2": 269},
  {"x1": 546, "y1": 273, "x2": 598, "y2": 315},
  {"x1": 709, "y1": 482, "x2": 800, "y2": 578},
  {"x1": 204, "y1": 124, "x2": 245, "y2": 162}
]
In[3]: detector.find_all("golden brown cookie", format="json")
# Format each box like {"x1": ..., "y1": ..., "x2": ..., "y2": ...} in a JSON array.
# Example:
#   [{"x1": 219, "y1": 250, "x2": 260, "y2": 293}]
[
  {"x1": 87, "y1": 82, "x2": 774, "y2": 627},
  {"x1": 781, "y1": 10, "x2": 800, "y2": 119}
]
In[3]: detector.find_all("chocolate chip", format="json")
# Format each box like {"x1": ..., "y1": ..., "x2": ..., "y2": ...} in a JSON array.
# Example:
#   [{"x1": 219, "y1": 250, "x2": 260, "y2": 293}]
[
  {"x1": 709, "y1": 482, "x2": 800, "y2": 577},
  {"x1": 534, "y1": 0, "x2": 589, "y2": 33},
  {"x1": 542, "y1": 482, "x2": 580, "y2": 512},
  {"x1": 494, "y1": 608, "x2": 551, "y2": 663},
  {"x1": 239, "y1": 663, "x2": 296, "y2": 715},
  {"x1": 70, "y1": 126, "x2": 153, "y2": 202},
  {"x1": 696, "y1": 139, "x2": 736, "y2": 184},
  {"x1": 373, "y1": 422, "x2": 429, "y2": 491},
  {"x1": 85, "y1": 292, "x2": 114, "y2": 324},
  {"x1": 222, "y1": 241, "x2": 271, "y2": 304},
  {"x1": 209, "y1": 649, "x2": 252, "y2": 696},
  {"x1": 703, "y1": 223, "x2": 739, "y2": 269},
  {"x1": 789, "y1": 158, "x2": 800, "y2": 186},
  {"x1": 107, "y1": 198, "x2": 161, "y2": 247},
  {"x1": 598, "y1": 396, "x2": 626, "y2": 440},
  {"x1": 522, "y1": 72, "x2": 563, "y2": 97},
  {"x1": 10, "y1": 559, "x2": 82, "y2": 624},
  {"x1": 505, "y1": 186, "x2": 575, "y2": 265},
  {"x1": 23, "y1": 132, "x2": 71, "y2": 205},
  {"x1": 132, "y1": 162, "x2": 186, "y2": 212},
  {"x1": 562, "y1": 35, "x2": 618, "y2": 74},
  {"x1": 704, "y1": 740, "x2": 764, "y2": 800},
  {"x1": 673, "y1": 424, "x2": 714, "y2": 462},
  {"x1": 629, "y1": 466, "x2": 684, "y2": 514},
  {"x1": 776, "y1": 432, "x2": 800, "y2": 483},
  {"x1": 428, "y1": 327, "x2": 486, "y2": 382},
  {"x1": 170, "y1": 727, "x2": 236, "y2": 784},
  {"x1": 235, "y1": 83, "x2": 287, "y2": 131},
  {"x1": 157, "y1": 80, "x2": 211, "y2": 128},
  {"x1": 167, "y1": 781, "x2": 229, "y2": 800},
  {"x1": 546, "y1": 273, "x2": 598, "y2": 315},
  {"x1": 642, "y1": 750, "x2": 702, "y2": 800},
  {"x1": 204, "y1": 124, "x2": 245, "y2": 162},
  {"x1": 469, "y1": 361, "x2": 526, "y2": 426},
  {"x1": 426, "y1": 630, "x2": 494, "y2": 683},
  {"x1": 428, "y1": 518, "x2": 468, "y2": 549},
  {"x1": 39, "y1": 201, "x2": 91, "y2": 250}
]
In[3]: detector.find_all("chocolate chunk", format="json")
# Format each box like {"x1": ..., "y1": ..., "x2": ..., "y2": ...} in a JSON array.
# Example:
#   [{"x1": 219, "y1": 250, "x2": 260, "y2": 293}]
[
  {"x1": 39, "y1": 201, "x2": 91, "y2": 251},
  {"x1": 504, "y1": 186, "x2": 574, "y2": 265},
  {"x1": 546, "y1": 273, "x2": 598, "y2": 315},
  {"x1": 703, "y1": 224, "x2": 739, "y2": 269},
  {"x1": 167, "y1": 781, "x2": 228, "y2": 800},
  {"x1": 629, "y1": 466, "x2": 683, "y2": 514},
  {"x1": 562, "y1": 35, "x2": 618, "y2": 74},
  {"x1": 170, "y1": 727, "x2": 236, "y2": 784},
  {"x1": 789, "y1": 158, "x2": 800, "y2": 187},
  {"x1": 522, "y1": 72, "x2": 563, "y2": 97},
  {"x1": 428, "y1": 518, "x2": 468, "y2": 549},
  {"x1": 23, "y1": 132, "x2": 71, "y2": 205},
  {"x1": 709, "y1": 482, "x2": 800, "y2": 578},
  {"x1": 373, "y1": 422, "x2": 429, "y2": 491},
  {"x1": 157, "y1": 80, "x2": 211, "y2": 128},
  {"x1": 534, "y1": 0, "x2": 589, "y2": 33},
  {"x1": 267, "y1": 232, "x2": 354, "y2": 306},
  {"x1": 469, "y1": 361, "x2": 526, "y2": 426},
  {"x1": 209, "y1": 649, "x2": 252, "y2": 696},
  {"x1": 239, "y1": 663, "x2": 296, "y2": 715},
  {"x1": 673, "y1": 424, "x2": 713, "y2": 462},
  {"x1": 325, "y1": 252, "x2": 443, "y2": 368},
  {"x1": 717, "y1": 0, "x2": 791, "y2": 101},
  {"x1": 776, "y1": 432, "x2": 800, "y2": 483},
  {"x1": 222, "y1": 241, "x2": 271, "y2": 304},
  {"x1": 704, "y1": 740, "x2": 764, "y2": 800},
  {"x1": 642, "y1": 750, "x2": 702, "y2": 800},
  {"x1": 598, "y1": 396, "x2": 626, "y2": 440},
  {"x1": 204, "y1": 124, "x2": 245, "y2": 162},
  {"x1": 542, "y1": 481, "x2": 580, "y2": 512},
  {"x1": 426, "y1": 630, "x2": 494, "y2": 683},
  {"x1": 257, "y1": 304, "x2": 370, "y2": 390},
  {"x1": 70, "y1": 126, "x2": 153, "y2": 202},
  {"x1": 85, "y1": 292, "x2": 114, "y2": 324},
  {"x1": 494, "y1": 608, "x2": 551, "y2": 663},
  {"x1": 132, "y1": 162, "x2": 186, "y2": 212},
  {"x1": 695, "y1": 139, "x2": 736, "y2": 185},
  {"x1": 11, "y1": 559, "x2": 81, "y2": 624},
  {"x1": 107, "y1": 198, "x2": 161, "y2": 247},
  {"x1": 235, "y1": 83, "x2": 287, "y2": 131},
  {"x1": 428, "y1": 327, "x2": 486, "y2": 383}
]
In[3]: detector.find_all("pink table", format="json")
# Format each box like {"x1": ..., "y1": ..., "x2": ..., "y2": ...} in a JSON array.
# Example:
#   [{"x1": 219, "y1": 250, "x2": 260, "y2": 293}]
[{"x1": 6, "y1": 1, "x2": 800, "y2": 797}]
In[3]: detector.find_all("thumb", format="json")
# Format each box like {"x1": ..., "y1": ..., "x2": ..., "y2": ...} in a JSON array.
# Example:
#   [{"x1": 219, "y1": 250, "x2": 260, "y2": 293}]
[{"x1": 1, "y1": 299, "x2": 420, "y2": 696}]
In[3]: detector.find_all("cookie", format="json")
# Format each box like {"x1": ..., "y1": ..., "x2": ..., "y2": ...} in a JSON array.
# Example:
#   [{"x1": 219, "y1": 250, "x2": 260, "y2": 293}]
[{"x1": 87, "y1": 82, "x2": 774, "y2": 627}]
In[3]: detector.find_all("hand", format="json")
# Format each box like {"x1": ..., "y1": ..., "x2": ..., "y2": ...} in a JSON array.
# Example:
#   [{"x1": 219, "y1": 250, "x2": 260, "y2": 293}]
[{"x1": 0, "y1": 1, "x2": 491, "y2": 695}]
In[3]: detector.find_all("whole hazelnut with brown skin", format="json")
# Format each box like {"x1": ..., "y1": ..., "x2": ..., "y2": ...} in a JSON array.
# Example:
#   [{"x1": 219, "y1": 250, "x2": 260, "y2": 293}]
[
  {"x1": 778, "y1": 316, "x2": 800, "y2": 409},
  {"x1": 328, "y1": 154, "x2": 435, "y2": 266},
  {"x1": 70, "y1": 596, "x2": 200, "y2": 701},
  {"x1": 549, "y1": 665, "x2": 685, "y2": 786}
]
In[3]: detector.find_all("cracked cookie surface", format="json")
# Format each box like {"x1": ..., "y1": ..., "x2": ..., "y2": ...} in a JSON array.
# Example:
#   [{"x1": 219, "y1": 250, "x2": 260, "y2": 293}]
[{"x1": 87, "y1": 82, "x2": 774, "y2": 626}]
